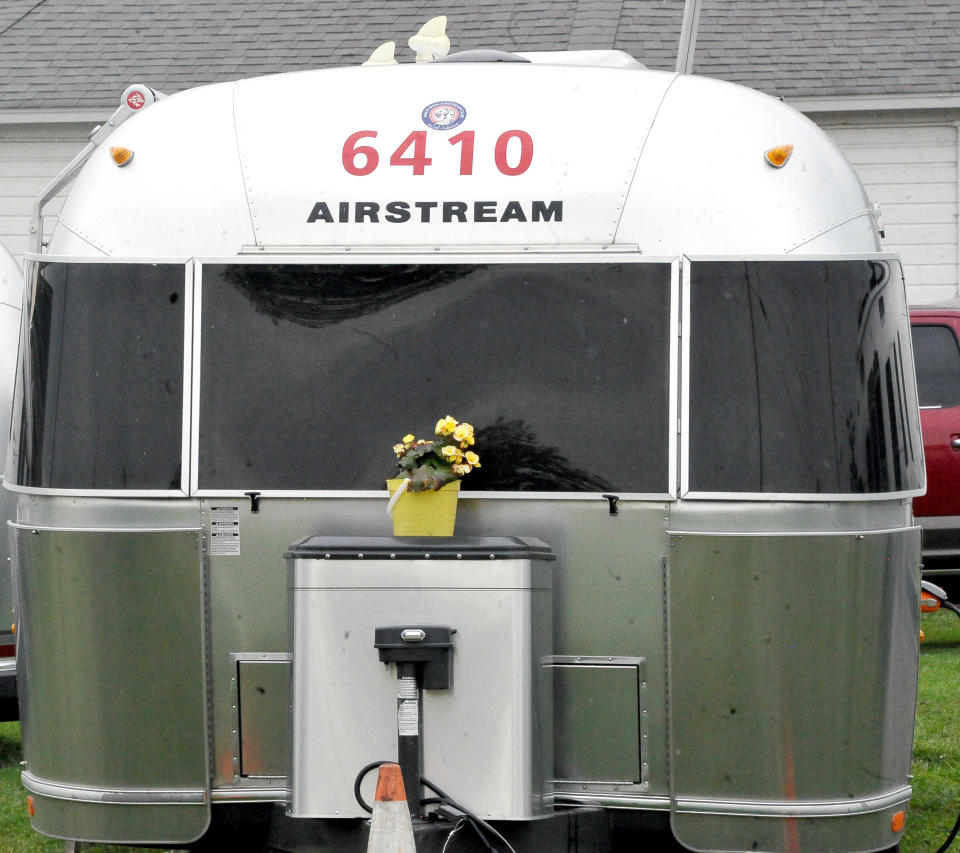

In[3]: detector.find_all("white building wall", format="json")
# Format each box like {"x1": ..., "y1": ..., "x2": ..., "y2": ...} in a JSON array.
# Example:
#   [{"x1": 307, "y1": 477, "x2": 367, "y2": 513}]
[
  {"x1": 0, "y1": 121, "x2": 94, "y2": 260},
  {"x1": 820, "y1": 119, "x2": 959, "y2": 305}
]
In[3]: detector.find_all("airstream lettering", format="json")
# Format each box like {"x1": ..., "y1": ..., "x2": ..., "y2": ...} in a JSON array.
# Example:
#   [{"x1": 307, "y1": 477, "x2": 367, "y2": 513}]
[
  {"x1": 306, "y1": 199, "x2": 563, "y2": 223},
  {"x1": 6, "y1": 46, "x2": 923, "y2": 853}
]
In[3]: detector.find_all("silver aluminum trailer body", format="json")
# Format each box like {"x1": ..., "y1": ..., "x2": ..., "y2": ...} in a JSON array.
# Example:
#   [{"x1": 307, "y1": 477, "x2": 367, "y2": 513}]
[{"x1": 7, "y1": 52, "x2": 922, "y2": 852}]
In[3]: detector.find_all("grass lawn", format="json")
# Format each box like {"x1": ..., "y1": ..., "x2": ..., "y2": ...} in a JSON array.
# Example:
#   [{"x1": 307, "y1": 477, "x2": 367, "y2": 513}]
[
  {"x1": 902, "y1": 606, "x2": 960, "y2": 853},
  {"x1": 0, "y1": 610, "x2": 957, "y2": 852}
]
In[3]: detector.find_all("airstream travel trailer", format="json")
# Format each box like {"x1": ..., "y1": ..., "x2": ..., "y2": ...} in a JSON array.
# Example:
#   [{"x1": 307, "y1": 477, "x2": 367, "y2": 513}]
[
  {"x1": 7, "y1": 42, "x2": 923, "y2": 853},
  {"x1": 0, "y1": 240, "x2": 20, "y2": 716}
]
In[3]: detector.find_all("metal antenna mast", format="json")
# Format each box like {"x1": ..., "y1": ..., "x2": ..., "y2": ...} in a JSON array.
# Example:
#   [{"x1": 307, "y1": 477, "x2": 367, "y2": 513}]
[{"x1": 676, "y1": 0, "x2": 703, "y2": 74}]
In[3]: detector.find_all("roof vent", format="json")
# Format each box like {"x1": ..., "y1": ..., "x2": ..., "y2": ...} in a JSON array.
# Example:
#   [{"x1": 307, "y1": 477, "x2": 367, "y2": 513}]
[{"x1": 435, "y1": 49, "x2": 530, "y2": 64}]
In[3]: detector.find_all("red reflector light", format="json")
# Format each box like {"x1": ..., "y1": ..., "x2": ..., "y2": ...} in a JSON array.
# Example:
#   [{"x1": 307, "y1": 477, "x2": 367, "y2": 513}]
[{"x1": 0, "y1": 643, "x2": 15, "y2": 658}]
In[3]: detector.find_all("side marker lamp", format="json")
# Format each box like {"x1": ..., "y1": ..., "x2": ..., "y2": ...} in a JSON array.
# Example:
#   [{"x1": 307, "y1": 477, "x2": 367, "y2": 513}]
[
  {"x1": 922, "y1": 579, "x2": 948, "y2": 613},
  {"x1": 764, "y1": 144, "x2": 794, "y2": 168},
  {"x1": 891, "y1": 811, "x2": 906, "y2": 833},
  {"x1": 110, "y1": 146, "x2": 134, "y2": 167}
]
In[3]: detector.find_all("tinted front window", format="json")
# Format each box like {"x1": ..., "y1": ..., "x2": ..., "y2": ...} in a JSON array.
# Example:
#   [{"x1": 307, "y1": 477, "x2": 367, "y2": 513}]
[
  {"x1": 911, "y1": 324, "x2": 960, "y2": 408},
  {"x1": 689, "y1": 260, "x2": 922, "y2": 494},
  {"x1": 198, "y1": 263, "x2": 671, "y2": 492},
  {"x1": 10, "y1": 263, "x2": 184, "y2": 489}
]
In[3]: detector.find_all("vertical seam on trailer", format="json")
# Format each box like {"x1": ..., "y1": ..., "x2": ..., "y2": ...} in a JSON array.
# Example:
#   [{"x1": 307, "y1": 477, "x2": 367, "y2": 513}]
[
  {"x1": 661, "y1": 549, "x2": 672, "y2": 810},
  {"x1": 610, "y1": 72, "x2": 682, "y2": 246},
  {"x1": 231, "y1": 81, "x2": 260, "y2": 250},
  {"x1": 200, "y1": 504, "x2": 216, "y2": 799}
]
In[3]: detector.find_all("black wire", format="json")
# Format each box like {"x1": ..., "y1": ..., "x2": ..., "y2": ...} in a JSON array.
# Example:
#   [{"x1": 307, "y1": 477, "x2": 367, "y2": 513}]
[
  {"x1": 935, "y1": 812, "x2": 960, "y2": 853},
  {"x1": 353, "y1": 760, "x2": 392, "y2": 814},
  {"x1": 422, "y1": 777, "x2": 512, "y2": 852}
]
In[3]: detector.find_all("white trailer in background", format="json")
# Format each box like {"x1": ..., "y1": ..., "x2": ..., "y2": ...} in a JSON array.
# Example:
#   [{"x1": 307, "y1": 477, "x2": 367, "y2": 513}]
[{"x1": 0, "y1": 241, "x2": 20, "y2": 716}]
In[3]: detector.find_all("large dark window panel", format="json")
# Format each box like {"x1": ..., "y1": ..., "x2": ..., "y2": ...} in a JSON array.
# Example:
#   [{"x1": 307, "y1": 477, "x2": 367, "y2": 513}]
[
  {"x1": 198, "y1": 263, "x2": 671, "y2": 492},
  {"x1": 11, "y1": 263, "x2": 184, "y2": 489},
  {"x1": 912, "y1": 324, "x2": 960, "y2": 408},
  {"x1": 689, "y1": 260, "x2": 922, "y2": 494}
]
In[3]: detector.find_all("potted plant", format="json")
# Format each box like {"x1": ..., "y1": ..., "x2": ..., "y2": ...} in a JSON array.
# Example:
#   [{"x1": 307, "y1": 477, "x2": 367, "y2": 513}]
[{"x1": 387, "y1": 415, "x2": 480, "y2": 536}]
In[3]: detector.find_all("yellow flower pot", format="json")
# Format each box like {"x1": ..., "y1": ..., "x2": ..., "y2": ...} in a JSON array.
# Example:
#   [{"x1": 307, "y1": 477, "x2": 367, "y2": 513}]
[{"x1": 386, "y1": 478, "x2": 460, "y2": 536}]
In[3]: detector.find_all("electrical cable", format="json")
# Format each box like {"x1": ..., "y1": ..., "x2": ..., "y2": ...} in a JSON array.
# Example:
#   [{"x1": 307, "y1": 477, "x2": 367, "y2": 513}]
[
  {"x1": 421, "y1": 776, "x2": 518, "y2": 853},
  {"x1": 352, "y1": 761, "x2": 517, "y2": 852},
  {"x1": 441, "y1": 817, "x2": 468, "y2": 853},
  {"x1": 353, "y1": 760, "x2": 391, "y2": 813}
]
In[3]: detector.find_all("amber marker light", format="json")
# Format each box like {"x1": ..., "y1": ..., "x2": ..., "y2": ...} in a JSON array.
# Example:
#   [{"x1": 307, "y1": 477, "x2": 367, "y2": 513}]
[
  {"x1": 26, "y1": 796, "x2": 34, "y2": 816},
  {"x1": 109, "y1": 146, "x2": 134, "y2": 167},
  {"x1": 891, "y1": 811, "x2": 906, "y2": 833},
  {"x1": 764, "y1": 143, "x2": 794, "y2": 168}
]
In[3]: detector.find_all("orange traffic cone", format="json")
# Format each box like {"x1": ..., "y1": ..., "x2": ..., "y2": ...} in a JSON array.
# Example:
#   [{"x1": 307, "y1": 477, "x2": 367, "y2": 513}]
[{"x1": 366, "y1": 763, "x2": 416, "y2": 853}]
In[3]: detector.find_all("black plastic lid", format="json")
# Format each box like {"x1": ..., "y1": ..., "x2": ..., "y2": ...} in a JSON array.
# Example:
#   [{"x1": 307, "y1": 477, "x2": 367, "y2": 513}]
[{"x1": 285, "y1": 535, "x2": 554, "y2": 561}]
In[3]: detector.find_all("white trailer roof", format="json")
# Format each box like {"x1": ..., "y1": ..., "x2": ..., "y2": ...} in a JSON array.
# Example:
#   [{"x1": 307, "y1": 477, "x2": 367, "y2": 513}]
[{"x1": 47, "y1": 56, "x2": 879, "y2": 258}]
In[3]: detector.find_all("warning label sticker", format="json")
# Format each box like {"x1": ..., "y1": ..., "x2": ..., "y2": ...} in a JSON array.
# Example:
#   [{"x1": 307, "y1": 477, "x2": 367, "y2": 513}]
[
  {"x1": 397, "y1": 677, "x2": 418, "y2": 700},
  {"x1": 210, "y1": 505, "x2": 240, "y2": 556},
  {"x1": 398, "y1": 699, "x2": 419, "y2": 736}
]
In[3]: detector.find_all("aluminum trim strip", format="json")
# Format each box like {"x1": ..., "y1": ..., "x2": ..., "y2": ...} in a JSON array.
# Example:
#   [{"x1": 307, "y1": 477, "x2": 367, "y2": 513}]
[
  {"x1": 206, "y1": 251, "x2": 665, "y2": 264},
  {"x1": 10, "y1": 522, "x2": 202, "y2": 534},
  {"x1": 193, "y1": 490, "x2": 673, "y2": 501},
  {"x1": 666, "y1": 526, "x2": 921, "y2": 538},
  {"x1": 4, "y1": 483, "x2": 189, "y2": 498},
  {"x1": 23, "y1": 255, "x2": 194, "y2": 264},
  {"x1": 682, "y1": 488, "x2": 924, "y2": 502},
  {"x1": 211, "y1": 787, "x2": 291, "y2": 802},
  {"x1": 683, "y1": 252, "x2": 901, "y2": 263},
  {"x1": 555, "y1": 793, "x2": 671, "y2": 811},
  {"x1": 21, "y1": 772, "x2": 207, "y2": 806},
  {"x1": 674, "y1": 785, "x2": 912, "y2": 819}
]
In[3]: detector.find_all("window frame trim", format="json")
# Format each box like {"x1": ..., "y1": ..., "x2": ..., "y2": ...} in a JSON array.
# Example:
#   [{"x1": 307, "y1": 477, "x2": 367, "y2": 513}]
[
  {"x1": 7, "y1": 255, "x2": 193, "y2": 498},
  {"x1": 679, "y1": 252, "x2": 926, "y2": 502},
  {"x1": 190, "y1": 253, "x2": 681, "y2": 501}
]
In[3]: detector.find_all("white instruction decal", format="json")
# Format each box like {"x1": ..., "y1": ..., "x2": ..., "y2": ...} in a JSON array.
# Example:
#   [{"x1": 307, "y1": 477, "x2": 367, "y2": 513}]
[
  {"x1": 397, "y1": 676, "x2": 418, "y2": 700},
  {"x1": 210, "y1": 505, "x2": 240, "y2": 556},
  {"x1": 398, "y1": 699, "x2": 419, "y2": 736}
]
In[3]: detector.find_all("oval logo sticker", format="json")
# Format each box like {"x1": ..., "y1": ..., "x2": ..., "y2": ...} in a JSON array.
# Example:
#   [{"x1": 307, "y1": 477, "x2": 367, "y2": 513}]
[{"x1": 422, "y1": 101, "x2": 466, "y2": 131}]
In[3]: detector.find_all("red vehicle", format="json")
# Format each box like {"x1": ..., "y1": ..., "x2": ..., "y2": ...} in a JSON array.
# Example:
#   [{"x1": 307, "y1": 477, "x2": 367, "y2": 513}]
[{"x1": 911, "y1": 299, "x2": 960, "y2": 587}]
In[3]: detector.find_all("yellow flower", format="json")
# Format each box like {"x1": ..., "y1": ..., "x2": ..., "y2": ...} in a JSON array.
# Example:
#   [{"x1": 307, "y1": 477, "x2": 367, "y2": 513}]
[
  {"x1": 393, "y1": 443, "x2": 406, "y2": 456},
  {"x1": 464, "y1": 451, "x2": 480, "y2": 468},
  {"x1": 452, "y1": 463, "x2": 471, "y2": 476},
  {"x1": 402, "y1": 433, "x2": 415, "y2": 444},
  {"x1": 435, "y1": 415, "x2": 457, "y2": 436}
]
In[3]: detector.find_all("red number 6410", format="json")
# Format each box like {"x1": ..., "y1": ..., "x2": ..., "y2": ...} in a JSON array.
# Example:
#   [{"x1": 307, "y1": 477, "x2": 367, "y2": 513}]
[{"x1": 342, "y1": 130, "x2": 533, "y2": 177}]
